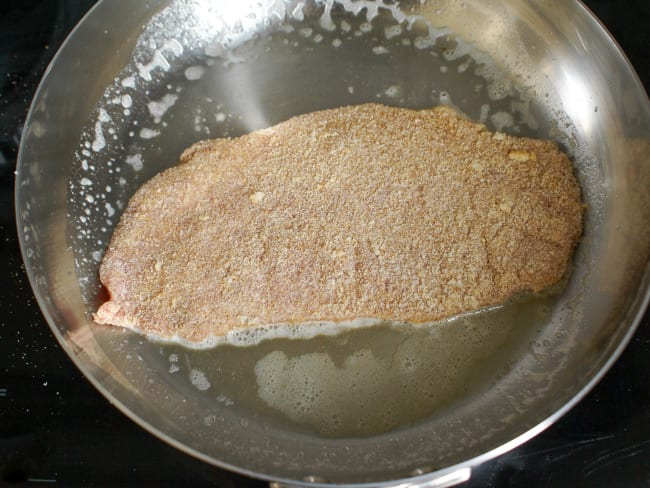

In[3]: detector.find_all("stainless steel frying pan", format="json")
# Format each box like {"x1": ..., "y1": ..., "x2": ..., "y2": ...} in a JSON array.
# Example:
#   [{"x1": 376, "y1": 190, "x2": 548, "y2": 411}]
[{"x1": 16, "y1": 0, "x2": 650, "y2": 486}]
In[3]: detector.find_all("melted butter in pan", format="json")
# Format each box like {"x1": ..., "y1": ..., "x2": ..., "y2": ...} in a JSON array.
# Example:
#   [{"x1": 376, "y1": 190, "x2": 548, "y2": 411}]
[{"x1": 164, "y1": 292, "x2": 554, "y2": 438}]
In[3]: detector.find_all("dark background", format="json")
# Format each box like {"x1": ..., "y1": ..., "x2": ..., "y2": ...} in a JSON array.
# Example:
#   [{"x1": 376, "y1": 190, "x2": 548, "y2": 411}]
[{"x1": 1, "y1": 1, "x2": 648, "y2": 486}]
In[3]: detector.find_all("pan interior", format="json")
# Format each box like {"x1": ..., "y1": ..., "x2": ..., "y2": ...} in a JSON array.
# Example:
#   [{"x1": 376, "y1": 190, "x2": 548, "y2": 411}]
[{"x1": 70, "y1": 0, "x2": 574, "y2": 438}]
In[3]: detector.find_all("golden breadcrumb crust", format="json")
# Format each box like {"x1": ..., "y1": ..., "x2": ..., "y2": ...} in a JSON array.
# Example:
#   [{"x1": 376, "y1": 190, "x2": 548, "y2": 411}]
[{"x1": 95, "y1": 104, "x2": 582, "y2": 342}]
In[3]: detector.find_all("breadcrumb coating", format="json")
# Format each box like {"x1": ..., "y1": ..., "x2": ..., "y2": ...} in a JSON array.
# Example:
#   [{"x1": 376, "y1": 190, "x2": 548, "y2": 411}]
[{"x1": 95, "y1": 104, "x2": 582, "y2": 342}]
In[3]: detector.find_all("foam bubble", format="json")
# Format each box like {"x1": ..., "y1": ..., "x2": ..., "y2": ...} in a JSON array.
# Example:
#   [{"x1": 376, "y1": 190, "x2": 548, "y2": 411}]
[
  {"x1": 439, "y1": 90, "x2": 452, "y2": 105},
  {"x1": 139, "y1": 128, "x2": 160, "y2": 139},
  {"x1": 91, "y1": 109, "x2": 110, "y2": 152},
  {"x1": 184, "y1": 65, "x2": 205, "y2": 80},
  {"x1": 189, "y1": 369, "x2": 210, "y2": 391},
  {"x1": 121, "y1": 76, "x2": 136, "y2": 88},
  {"x1": 384, "y1": 85, "x2": 400, "y2": 98},
  {"x1": 121, "y1": 94, "x2": 132, "y2": 108},
  {"x1": 162, "y1": 39, "x2": 183, "y2": 57},
  {"x1": 319, "y1": 2, "x2": 336, "y2": 31},
  {"x1": 126, "y1": 154, "x2": 143, "y2": 171},
  {"x1": 291, "y1": 2, "x2": 305, "y2": 21},
  {"x1": 384, "y1": 25, "x2": 402, "y2": 39},
  {"x1": 104, "y1": 202, "x2": 115, "y2": 217},
  {"x1": 479, "y1": 103, "x2": 490, "y2": 124},
  {"x1": 359, "y1": 22, "x2": 372, "y2": 33},
  {"x1": 147, "y1": 93, "x2": 178, "y2": 124},
  {"x1": 490, "y1": 111, "x2": 514, "y2": 131},
  {"x1": 136, "y1": 50, "x2": 170, "y2": 81},
  {"x1": 205, "y1": 41, "x2": 225, "y2": 58},
  {"x1": 414, "y1": 36, "x2": 434, "y2": 49},
  {"x1": 487, "y1": 78, "x2": 512, "y2": 101}
]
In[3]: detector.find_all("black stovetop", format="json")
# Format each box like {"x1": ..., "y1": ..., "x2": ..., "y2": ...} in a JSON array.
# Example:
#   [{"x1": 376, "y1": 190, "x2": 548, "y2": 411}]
[{"x1": 1, "y1": 1, "x2": 649, "y2": 486}]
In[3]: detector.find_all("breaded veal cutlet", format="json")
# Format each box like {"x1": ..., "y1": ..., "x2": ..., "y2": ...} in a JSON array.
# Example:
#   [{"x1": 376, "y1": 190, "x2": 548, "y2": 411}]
[{"x1": 95, "y1": 104, "x2": 583, "y2": 343}]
